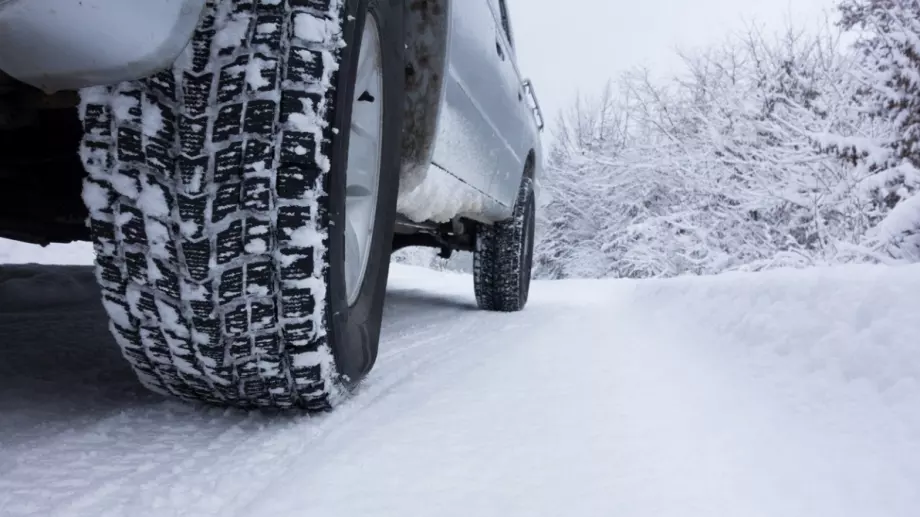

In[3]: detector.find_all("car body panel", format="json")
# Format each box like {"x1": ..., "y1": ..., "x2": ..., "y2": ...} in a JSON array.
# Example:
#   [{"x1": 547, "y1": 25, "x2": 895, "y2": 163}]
[
  {"x1": 484, "y1": 0, "x2": 538, "y2": 208},
  {"x1": 424, "y1": 0, "x2": 543, "y2": 219},
  {"x1": 430, "y1": 0, "x2": 512, "y2": 197},
  {"x1": 0, "y1": 0, "x2": 205, "y2": 92}
]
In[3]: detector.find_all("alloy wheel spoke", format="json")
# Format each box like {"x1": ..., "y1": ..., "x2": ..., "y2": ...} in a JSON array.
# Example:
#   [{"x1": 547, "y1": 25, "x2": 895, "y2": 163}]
[
  {"x1": 344, "y1": 218, "x2": 362, "y2": 295},
  {"x1": 342, "y1": 16, "x2": 383, "y2": 306}
]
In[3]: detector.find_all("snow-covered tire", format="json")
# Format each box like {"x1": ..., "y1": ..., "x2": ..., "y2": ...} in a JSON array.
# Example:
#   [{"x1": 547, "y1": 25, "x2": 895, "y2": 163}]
[
  {"x1": 474, "y1": 177, "x2": 536, "y2": 312},
  {"x1": 78, "y1": 0, "x2": 404, "y2": 410}
]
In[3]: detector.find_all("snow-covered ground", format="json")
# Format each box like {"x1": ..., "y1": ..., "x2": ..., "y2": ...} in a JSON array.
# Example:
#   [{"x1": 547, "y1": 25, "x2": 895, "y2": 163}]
[
  {"x1": 0, "y1": 239, "x2": 95, "y2": 265},
  {"x1": 1, "y1": 240, "x2": 917, "y2": 516}
]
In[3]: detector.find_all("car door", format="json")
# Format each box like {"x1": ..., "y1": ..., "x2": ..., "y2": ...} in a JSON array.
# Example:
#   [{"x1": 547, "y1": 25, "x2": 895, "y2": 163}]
[
  {"x1": 486, "y1": 0, "x2": 531, "y2": 207},
  {"x1": 432, "y1": 0, "x2": 522, "y2": 198}
]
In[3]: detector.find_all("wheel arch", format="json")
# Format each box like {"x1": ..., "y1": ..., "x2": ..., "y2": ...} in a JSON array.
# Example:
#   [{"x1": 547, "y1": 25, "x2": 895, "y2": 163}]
[
  {"x1": 524, "y1": 149, "x2": 536, "y2": 180},
  {"x1": 524, "y1": 145, "x2": 548, "y2": 210}
]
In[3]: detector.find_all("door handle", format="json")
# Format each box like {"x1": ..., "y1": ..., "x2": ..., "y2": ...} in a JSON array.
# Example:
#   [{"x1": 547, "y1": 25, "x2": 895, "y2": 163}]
[{"x1": 495, "y1": 40, "x2": 505, "y2": 60}]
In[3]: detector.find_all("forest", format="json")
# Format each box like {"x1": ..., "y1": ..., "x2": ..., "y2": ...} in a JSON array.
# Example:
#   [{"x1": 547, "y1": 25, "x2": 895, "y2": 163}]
[{"x1": 531, "y1": 0, "x2": 920, "y2": 279}]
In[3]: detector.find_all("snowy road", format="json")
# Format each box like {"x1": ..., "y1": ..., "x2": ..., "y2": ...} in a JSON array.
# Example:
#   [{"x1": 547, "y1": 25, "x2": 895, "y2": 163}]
[{"x1": 1, "y1": 247, "x2": 918, "y2": 516}]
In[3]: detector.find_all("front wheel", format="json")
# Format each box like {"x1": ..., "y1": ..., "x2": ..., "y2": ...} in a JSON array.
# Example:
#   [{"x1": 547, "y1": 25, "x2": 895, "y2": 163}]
[
  {"x1": 473, "y1": 177, "x2": 536, "y2": 312},
  {"x1": 79, "y1": 0, "x2": 404, "y2": 410}
]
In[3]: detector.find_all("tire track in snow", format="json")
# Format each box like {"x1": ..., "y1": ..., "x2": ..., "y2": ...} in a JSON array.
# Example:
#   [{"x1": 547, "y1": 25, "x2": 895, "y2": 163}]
[{"x1": 0, "y1": 269, "x2": 494, "y2": 516}]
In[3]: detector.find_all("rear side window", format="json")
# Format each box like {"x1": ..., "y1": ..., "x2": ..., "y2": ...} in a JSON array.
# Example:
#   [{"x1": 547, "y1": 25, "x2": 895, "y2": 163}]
[{"x1": 491, "y1": 0, "x2": 514, "y2": 49}]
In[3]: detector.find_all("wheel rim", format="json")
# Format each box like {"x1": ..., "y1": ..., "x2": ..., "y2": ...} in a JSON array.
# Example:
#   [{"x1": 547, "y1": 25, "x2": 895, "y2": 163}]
[{"x1": 344, "y1": 15, "x2": 384, "y2": 306}]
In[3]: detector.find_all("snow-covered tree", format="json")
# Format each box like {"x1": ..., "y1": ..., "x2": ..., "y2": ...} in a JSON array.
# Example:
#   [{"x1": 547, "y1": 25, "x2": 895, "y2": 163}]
[
  {"x1": 534, "y1": 85, "x2": 630, "y2": 279},
  {"x1": 536, "y1": 19, "x2": 897, "y2": 278},
  {"x1": 836, "y1": 0, "x2": 920, "y2": 260}
]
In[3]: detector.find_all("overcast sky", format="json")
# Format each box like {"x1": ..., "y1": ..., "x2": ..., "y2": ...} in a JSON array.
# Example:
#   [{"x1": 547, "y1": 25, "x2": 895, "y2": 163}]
[{"x1": 506, "y1": 0, "x2": 840, "y2": 141}]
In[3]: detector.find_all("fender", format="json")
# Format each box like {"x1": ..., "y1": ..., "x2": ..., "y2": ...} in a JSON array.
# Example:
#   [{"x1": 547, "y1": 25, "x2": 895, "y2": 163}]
[{"x1": 0, "y1": 0, "x2": 206, "y2": 92}]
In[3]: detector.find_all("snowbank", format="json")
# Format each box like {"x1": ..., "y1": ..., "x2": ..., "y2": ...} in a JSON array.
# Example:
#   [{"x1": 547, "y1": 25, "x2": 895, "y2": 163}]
[{"x1": 0, "y1": 239, "x2": 95, "y2": 265}]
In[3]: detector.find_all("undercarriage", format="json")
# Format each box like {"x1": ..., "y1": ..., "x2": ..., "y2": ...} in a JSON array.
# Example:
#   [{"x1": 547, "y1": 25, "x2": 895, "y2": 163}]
[
  {"x1": 0, "y1": 72, "x2": 88, "y2": 245},
  {"x1": 392, "y1": 216, "x2": 476, "y2": 259}
]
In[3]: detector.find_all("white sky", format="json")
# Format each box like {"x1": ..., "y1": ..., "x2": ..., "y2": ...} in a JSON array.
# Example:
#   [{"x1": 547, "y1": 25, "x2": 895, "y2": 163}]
[{"x1": 507, "y1": 0, "x2": 840, "y2": 141}]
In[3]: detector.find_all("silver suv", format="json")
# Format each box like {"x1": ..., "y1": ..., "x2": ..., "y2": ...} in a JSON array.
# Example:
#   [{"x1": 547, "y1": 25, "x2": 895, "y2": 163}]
[{"x1": 0, "y1": 0, "x2": 545, "y2": 410}]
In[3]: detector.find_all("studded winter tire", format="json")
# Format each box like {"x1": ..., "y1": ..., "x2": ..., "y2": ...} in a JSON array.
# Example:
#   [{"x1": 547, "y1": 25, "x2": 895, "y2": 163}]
[
  {"x1": 78, "y1": 0, "x2": 404, "y2": 410},
  {"x1": 474, "y1": 177, "x2": 536, "y2": 312}
]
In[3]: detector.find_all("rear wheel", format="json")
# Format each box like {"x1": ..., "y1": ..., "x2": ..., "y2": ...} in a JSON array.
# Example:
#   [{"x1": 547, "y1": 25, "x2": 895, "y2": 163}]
[
  {"x1": 473, "y1": 176, "x2": 536, "y2": 312},
  {"x1": 78, "y1": 0, "x2": 403, "y2": 410}
]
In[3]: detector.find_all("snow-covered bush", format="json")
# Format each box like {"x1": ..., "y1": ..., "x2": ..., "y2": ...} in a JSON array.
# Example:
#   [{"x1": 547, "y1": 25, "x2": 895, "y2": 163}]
[{"x1": 536, "y1": 7, "x2": 920, "y2": 279}]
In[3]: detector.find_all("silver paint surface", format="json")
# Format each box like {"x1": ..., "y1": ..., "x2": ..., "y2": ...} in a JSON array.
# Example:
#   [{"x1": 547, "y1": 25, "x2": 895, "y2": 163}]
[{"x1": 0, "y1": 0, "x2": 206, "y2": 92}]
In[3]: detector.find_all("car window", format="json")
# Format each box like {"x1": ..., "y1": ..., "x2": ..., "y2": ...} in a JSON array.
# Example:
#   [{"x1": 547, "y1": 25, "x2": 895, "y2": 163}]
[{"x1": 492, "y1": 0, "x2": 514, "y2": 49}]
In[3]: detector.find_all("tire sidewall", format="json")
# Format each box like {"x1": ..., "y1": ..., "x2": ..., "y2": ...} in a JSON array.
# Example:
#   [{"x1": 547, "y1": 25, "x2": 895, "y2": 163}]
[
  {"x1": 326, "y1": 0, "x2": 403, "y2": 383},
  {"x1": 520, "y1": 180, "x2": 536, "y2": 305}
]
